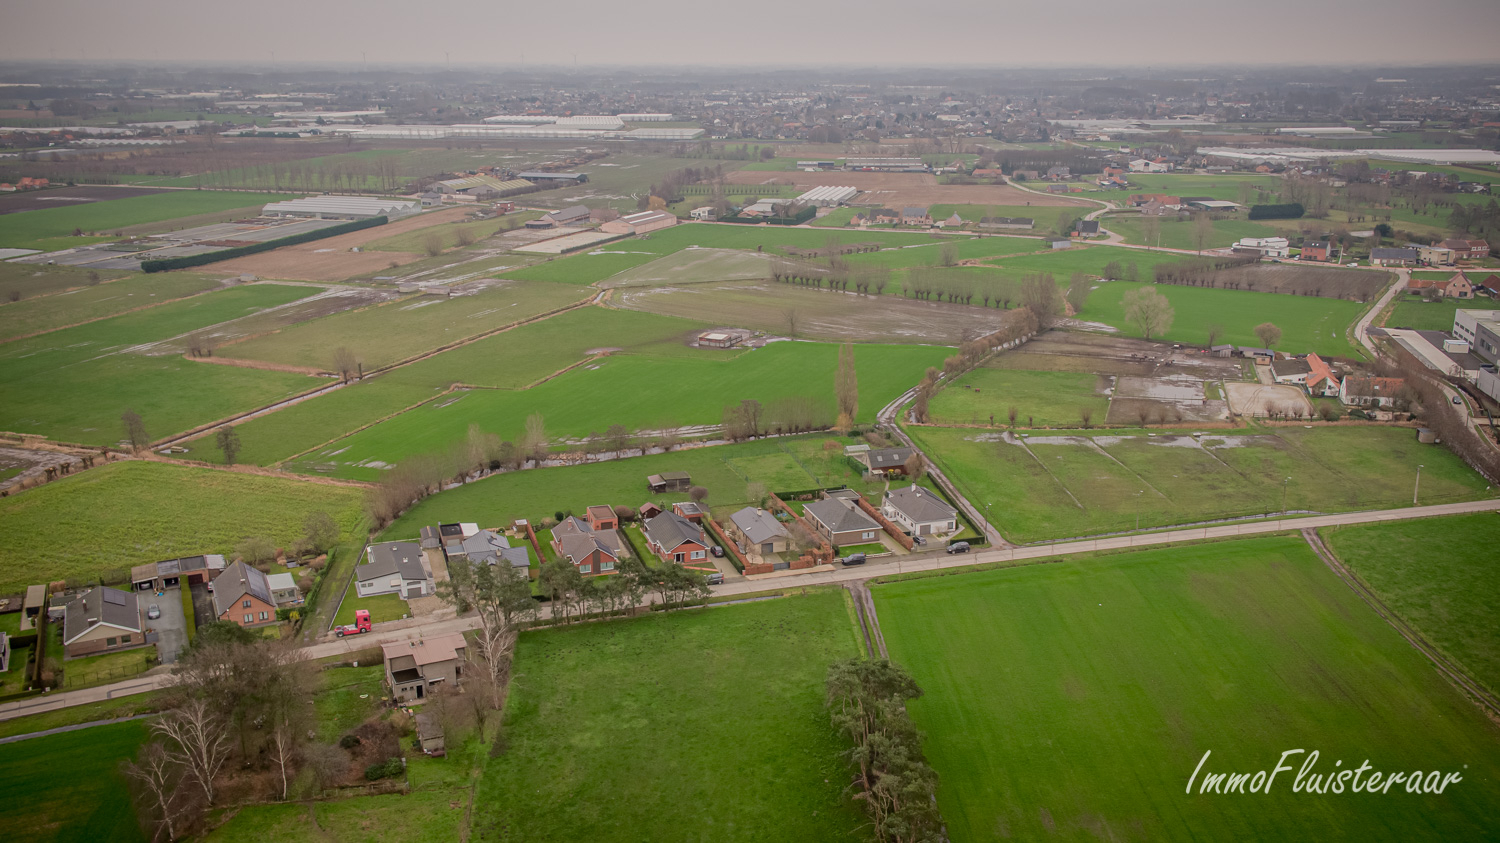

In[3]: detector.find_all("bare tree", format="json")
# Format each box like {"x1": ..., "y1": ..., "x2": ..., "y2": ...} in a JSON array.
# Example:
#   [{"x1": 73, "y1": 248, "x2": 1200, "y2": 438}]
[
  {"x1": 1079, "y1": 406, "x2": 1094, "y2": 428},
  {"x1": 835, "y1": 341, "x2": 859, "y2": 425},
  {"x1": 121, "y1": 409, "x2": 150, "y2": 452},
  {"x1": 422, "y1": 231, "x2": 445, "y2": 256},
  {"x1": 1020, "y1": 272, "x2": 1062, "y2": 325},
  {"x1": 214, "y1": 425, "x2": 241, "y2": 466},
  {"x1": 1065, "y1": 272, "x2": 1091, "y2": 315},
  {"x1": 151, "y1": 699, "x2": 230, "y2": 806},
  {"x1": 782, "y1": 308, "x2": 798, "y2": 337},
  {"x1": 1254, "y1": 322, "x2": 1282, "y2": 349},
  {"x1": 1207, "y1": 323, "x2": 1225, "y2": 347},
  {"x1": 1122, "y1": 287, "x2": 1175, "y2": 340},
  {"x1": 522, "y1": 413, "x2": 548, "y2": 463},
  {"x1": 122, "y1": 743, "x2": 197, "y2": 842},
  {"x1": 1193, "y1": 212, "x2": 1214, "y2": 254},
  {"x1": 331, "y1": 346, "x2": 360, "y2": 382},
  {"x1": 903, "y1": 453, "x2": 928, "y2": 480},
  {"x1": 1140, "y1": 213, "x2": 1161, "y2": 249},
  {"x1": 938, "y1": 241, "x2": 959, "y2": 267}
]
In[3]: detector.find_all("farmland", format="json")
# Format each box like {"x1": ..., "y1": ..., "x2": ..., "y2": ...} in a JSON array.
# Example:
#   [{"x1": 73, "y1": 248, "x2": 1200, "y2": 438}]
[
  {"x1": 874, "y1": 536, "x2": 1500, "y2": 842},
  {"x1": 0, "y1": 261, "x2": 128, "y2": 302},
  {"x1": 473, "y1": 591, "x2": 866, "y2": 842},
  {"x1": 1322, "y1": 513, "x2": 1500, "y2": 696},
  {"x1": 0, "y1": 190, "x2": 300, "y2": 252},
  {"x1": 928, "y1": 369, "x2": 1110, "y2": 427},
  {"x1": 0, "y1": 460, "x2": 366, "y2": 593},
  {"x1": 1388, "y1": 294, "x2": 1500, "y2": 332},
  {"x1": 0, "y1": 283, "x2": 320, "y2": 445},
  {"x1": 504, "y1": 249, "x2": 658, "y2": 285},
  {"x1": 0, "y1": 719, "x2": 148, "y2": 843},
  {"x1": 910, "y1": 424, "x2": 1494, "y2": 542},
  {"x1": 295, "y1": 341, "x2": 948, "y2": 481},
  {"x1": 1103, "y1": 215, "x2": 1279, "y2": 250},
  {"x1": 0, "y1": 271, "x2": 225, "y2": 341}
]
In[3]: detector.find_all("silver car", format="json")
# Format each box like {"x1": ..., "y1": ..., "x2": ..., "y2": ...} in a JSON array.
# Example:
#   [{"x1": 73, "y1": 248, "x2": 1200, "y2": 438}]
[{"x1": 147, "y1": 604, "x2": 161, "y2": 620}]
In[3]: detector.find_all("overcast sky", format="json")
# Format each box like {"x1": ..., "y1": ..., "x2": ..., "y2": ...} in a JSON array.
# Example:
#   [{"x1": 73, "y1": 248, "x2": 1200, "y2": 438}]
[{"x1": 7, "y1": 0, "x2": 1500, "y2": 67}]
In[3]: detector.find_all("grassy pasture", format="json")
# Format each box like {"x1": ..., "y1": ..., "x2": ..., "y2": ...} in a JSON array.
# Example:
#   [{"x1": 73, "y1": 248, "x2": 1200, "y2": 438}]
[
  {"x1": 1103, "y1": 215, "x2": 1279, "y2": 250},
  {"x1": 928, "y1": 369, "x2": 1109, "y2": 428},
  {"x1": 596, "y1": 222, "x2": 952, "y2": 256},
  {"x1": 874, "y1": 536, "x2": 1500, "y2": 842},
  {"x1": 0, "y1": 461, "x2": 366, "y2": 594},
  {"x1": 218, "y1": 281, "x2": 586, "y2": 371},
  {"x1": 380, "y1": 435, "x2": 871, "y2": 540},
  {"x1": 504, "y1": 250, "x2": 658, "y2": 285},
  {"x1": 0, "y1": 190, "x2": 300, "y2": 252},
  {"x1": 0, "y1": 283, "x2": 319, "y2": 444},
  {"x1": 0, "y1": 262, "x2": 129, "y2": 302},
  {"x1": 362, "y1": 217, "x2": 516, "y2": 254},
  {"x1": 928, "y1": 204, "x2": 1065, "y2": 224},
  {"x1": 0, "y1": 719, "x2": 147, "y2": 842},
  {"x1": 600, "y1": 247, "x2": 774, "y2": 287},
  {"x1": 473, "y1": 591, "x2": 865, "y2": 842},
  {"x1": 910, "y1": 424, "x2": 1494, "y2": 543},
  {"x1": 1322, "y1": 512, "x2": 1500, "y2": 697},
  {"x1": 298, "y1": 342, "x2": 947, "y2": 481},
  {"x1": 1082, "y1": 280, "x2": 1366, "y2": 358},
  {"x1": 1388, "y1": 294, "x2": 1500, "y2": 331},
  {"x1": 0, "y1": 272, "x2": 224, "y2": 341},
  {"x1": 1101, "y1": 172, "x2": 1282, "y2": 202},
  {"x1": 844, "y1": 234, "x2": 1043, "y2": 270}
]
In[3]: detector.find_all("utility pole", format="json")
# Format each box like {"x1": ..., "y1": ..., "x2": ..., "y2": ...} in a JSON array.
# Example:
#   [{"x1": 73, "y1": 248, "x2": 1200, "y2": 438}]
[
  {"x1": 1282, "y1": 476, "x2": 1290, "y2": 514},
  {"x1": 1414, "y1": 464, "x2": 1423, "y2": 505}
]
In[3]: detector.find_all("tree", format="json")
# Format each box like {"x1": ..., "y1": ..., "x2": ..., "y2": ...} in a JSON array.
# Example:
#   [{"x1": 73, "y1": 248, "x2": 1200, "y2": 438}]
[
  {"x1": 422, "y1": 232, "x2": 444, "y2": 257},
  {"x1": 302, "y1": 510, "x2": 340, "y2": 555},
  {"x1": 1007, "y1": 406, "x2": 1018, "y2": 428},
  {"x1": 1207, "y1": 323, "x2": 1225, "y2": 347},
  {"x1": 1254, "y1": 322, "x2": 1282, "y2": 348},
  {"x1": 522, "y1": 413, "x2": 548, "y2": 463},
  {"x1": 1122, "y1": 286, "x2": 1175, "y2": 340},
  {"x1": 1020, "y1": 272, "x2": 1061, "y2": 325},
  {"x1": 151, "y1": 699, "x2": 230, "y2": 806},
  {"x1": 1065, "y1": 272, "x2": 1091, "y2": 315},
  {"x1": 835, "y1": 341, "x2": 859, "y2": 423},
  {"x1": 1079, "y1": 406, "x2": 1094, "y2": 428},
  {"x1": 903, "y1": 453, "x2": 927, "y2": 480},
  {"x1": 214, "y1": 425, "x2": 241, "y2": 466},
  {"x1": 783, "y1": 308, "x2": 798, "y2": 337},
  {"x1": 122, "y1": 409, "x2": 150, "y2": 452},
  {"x1": 122, "y1": 743, "x2": 197, "y2": 842},
  {"x1": 236, "y1": 535, "x2": 276, "y2": 564},
  {"x1": 1141, "y1": 214, "x2": 1161, "y2": 249},
  {"x1": 937, "y1": 241, "x2": 958, "y2": 267},
  {"x1": 332, "y1": 346, "x2": 360, "y2": 382},
  {"x1": 1193, "y1": 212, "x2": 1214, "y2": 254},
  {"x1": 604, "y1": 423, "x2": 631, "y2": 457}
]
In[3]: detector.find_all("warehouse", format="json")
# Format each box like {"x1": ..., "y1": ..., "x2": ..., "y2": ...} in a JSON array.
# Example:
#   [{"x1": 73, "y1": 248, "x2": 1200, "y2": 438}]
[
  {"x1": 261, "y1": 196, "x2": 419, "y2": 220},
  {"x1": 796, "y1": 185, "x2": 858, "y2": 207},
  {"x1": 601, "y1": 209, "x2": 678, "y2": 235},
  {"x1": 618, "y1": 113, "x2": 676, "y2": 122},
  {"x1": 518, "y1": 171, "x2": 590, "y2": 185},
  {"x1": 844, "y1": 157, "x2": 928, "y2": 172},
  {"x1": 433, "y1": 175, "x2": 535, "y2": 197}
]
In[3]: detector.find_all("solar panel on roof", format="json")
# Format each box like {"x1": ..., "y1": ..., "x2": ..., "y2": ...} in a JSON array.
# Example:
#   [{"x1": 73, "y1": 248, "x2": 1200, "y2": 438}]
[{"x1": 103, "y1": 590, "x2": 126, "y2": 606}]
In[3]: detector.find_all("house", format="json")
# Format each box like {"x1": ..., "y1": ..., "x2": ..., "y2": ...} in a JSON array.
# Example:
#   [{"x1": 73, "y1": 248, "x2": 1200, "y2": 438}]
[
  {"x1": 211, "y1": 561, "x2": 279, "y2": 628},
  {"x1": 544, "y1": 205, "x2": 592, "y2": 226},
  {"x1": 1341, "y1": 376, "x2": 1406, "y2": 408},
  {"x1": 729, "y1": 507, "x2": 791, "y2": 555},
  {"x1": 1232, "y1": 236, "x2": 1291, "y2": 259},
  {"x1": 941, "y1": 213, "x2": 965, "y2": 228},
  {"x1": 382, "y1": 633, "x2": 467, "y2": 704},
  {"x1": 855, "y1": 446, "x2": 915, "y2": 475},
  {"x1": 1474, "y1": 275, "x2": 1500, "y2": 298},
  {"x1": 647, "y1": 471, "x2": 691, "y2": 493},
  {"x1": 804, "y1": 496, "x2": 882, "y2": 547},
  {"x1": 690, "y1": 206, "x2": 714, "y2": 221},
  {"x1": 1270, "y1": 357, "x2": 1312, "y2": 385},
  {"x1": 881, "y1": 486, "x2": 957, "y2": 537},
  {"x1": 61, "y1": 587, "x2": 144, "y2": 658},
  {"x1": 1073, "y1": 219, "x2": 1100, "y2": 237},
  {"x1": 586, "y1": 505, "x2": 618, "y2": 531},
  {"x1": 355, "y1": 542, "x2": 432, "y2": 599},
  {"x1": 1418, "y1": 244, "x2": 1456, "y2": 266},
  {"x1": 642, "y1": 511, "x2": 711, "y2": 565},
  {"x1": 1408, "y1": 273, "x2": 1474, "y2": 299},
  {"x1": 1370, "y1": 247, "x2": 1418, "y2": 267},
  {"x1": 265, "y1": 572, "x2": 302, "y2": 607},
  {"x1": 901, "y1": 206, "x2": 931, "y2": 226},
  {"x1": 1046, "y1": 166, "x2": 1071, "y2": 180},
  {"x1": 871, "y1": 208, "x2": 900, "y2": 225},
  {"x1": 1305, "y1": 352, "x2": 1341, "y2": 397},
  {"x1": 1300, "y1": 241, "x2": 1337, "y2": 262},
  {"x1": 552, "y1": 516, "x2": 621, "y2": 575},
  {"x1": 448, "y1": 529, "x2": 529, "y2": 570},
  {"x1": 1440, "y1": 239, "x2": 1490, "y2": 260},
  {"x1": 1013, "y1": 169, "x2": 1041, "y2": 181}
]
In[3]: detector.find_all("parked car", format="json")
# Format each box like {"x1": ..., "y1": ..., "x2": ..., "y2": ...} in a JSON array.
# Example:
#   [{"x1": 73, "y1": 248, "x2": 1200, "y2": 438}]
[
  {"x1": 710, "y1": 545, "x2": 725, "y2": 558},
  {"x1": 147, "y1": 604, "x2": 161, "y2": 620},
  {"x1": 1453, "y1": 396, "x2": 1463, "y2": 404},
  {"x1": 705, "y1": 572, "x2": 724, "y2": 585},
  {"x1": 841, "y1": 553, "x2": 867, "y2": 566},
  {"x1": 946, "y1": 541, "x2": 971, "y2": 555}
]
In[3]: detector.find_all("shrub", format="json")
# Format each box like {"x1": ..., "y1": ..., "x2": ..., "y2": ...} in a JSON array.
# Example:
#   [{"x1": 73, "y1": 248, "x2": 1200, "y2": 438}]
[
  {"x1": 1248, "y1": 203, "x2": 1305, "y2": 220},
  {"x1": 340, "y1": 734, "x2": 363, "y2": 749},
  {"x1": 364, "y1": 758, "x2": 404, "y2": 781}
]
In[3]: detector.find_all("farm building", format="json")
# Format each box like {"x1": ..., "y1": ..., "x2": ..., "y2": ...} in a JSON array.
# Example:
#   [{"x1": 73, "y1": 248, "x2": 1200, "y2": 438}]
[
  {"x1": 61, "y1": 587, "x2": 144, "y2": 658},
  {"x1": 1232, "y1": 236, "x2": 1290, "y2": 259},
  {"x1": 795, "y1": 186, "x2": 859, "y2": 207},
  {"x1": 978, "y1": 216, "x2": 1034, "y2": 230},
  {"x1": 517, "y1": 172, "x2": 589, "y2": 185},
  {"x1": 697, "y1": 328, "x2": 750, "y2": 348},
  {"x1": 798, "y1": 160, "x2": 839, "y2": 170},
  {"x1": 690, "y1": 207, "x2": 715, "y2": 220},
  {"x1": 647, "y1": 472, "x2": 692, "y2": 493},
  {"x1": 1370, "y1": 247, "x2": 1419, "y2": 267},
  {"x1": 261, "y1": 196, "x2": 419, "y2": 220},
  {"x1": 618, "y1": 113, "x2": 675, "y2": 121},
  {"x1": 601, "y1": 209, "x2": 677, "y2": 235},
  {"x1": 1187, "y1": 199, "x2": 1238, "y2": 212},
  {"x1": 432, "y1": 175, "x2": 534, "y2": 198},
  {"x1": 845, "y1": 157, "x2": 927, "y2": 172},
  {"x1": 1238, "y1": 347, "x2": 1275, "y2": 362},
  {"x1": 545, "y1": 205, "x2": 593, "y2": 225}
]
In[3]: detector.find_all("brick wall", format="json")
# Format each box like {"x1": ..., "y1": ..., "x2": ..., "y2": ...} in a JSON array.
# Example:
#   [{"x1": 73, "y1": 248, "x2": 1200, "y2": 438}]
[
  {"x1": 855, "y1": 496, "x2": 915, "y2": 550},
  {"x1": 704, "y1": 518, "x2": 747, "y2": 572}
]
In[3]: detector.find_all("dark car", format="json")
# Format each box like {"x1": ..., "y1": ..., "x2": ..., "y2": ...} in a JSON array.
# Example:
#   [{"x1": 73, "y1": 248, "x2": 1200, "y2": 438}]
[
  {"x1": 841, "y1": 553, "x2": 867, "y2": 566},
  {"x1": 710, "y1": 545, "x2": 725, "y2": 558},
  {"x1": 704, "y1": 572, "x2": 724, "y2": 585},
  {"x1": 946, "y1": 541, "x2": 971, "y2": 555}
]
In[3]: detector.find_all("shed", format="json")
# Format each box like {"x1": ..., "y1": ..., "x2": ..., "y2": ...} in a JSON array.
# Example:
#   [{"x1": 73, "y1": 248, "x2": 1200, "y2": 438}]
[
  {"x1": 416, "y1": 712, "x2": 446, "y2": 754},
  {"x1": 647, "y1": 472, "x2": 691, "y2": 493}
]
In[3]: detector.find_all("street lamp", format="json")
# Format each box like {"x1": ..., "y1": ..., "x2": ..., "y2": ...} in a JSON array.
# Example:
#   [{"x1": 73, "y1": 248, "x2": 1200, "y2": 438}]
[
  {"x1": 1282, "y1": 477, "x2": 1291, "y2": 515},
  {"x1": 1414, "y1": 464, "x2": 1424, "y2": 506},
  {"x1": 1134, "y1": 490, "x2": 1144, "y2": 531}
]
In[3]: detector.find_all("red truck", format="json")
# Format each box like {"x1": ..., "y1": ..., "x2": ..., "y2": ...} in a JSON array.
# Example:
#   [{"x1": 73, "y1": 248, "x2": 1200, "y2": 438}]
[{"x1": 334, "y1": 609, "x2": 371, "y2": 638}]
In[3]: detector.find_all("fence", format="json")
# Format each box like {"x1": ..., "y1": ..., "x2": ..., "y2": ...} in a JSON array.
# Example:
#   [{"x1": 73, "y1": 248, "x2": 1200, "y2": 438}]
[{"x1": 62, "y1": 659, "x2": 152, "y2": 688}]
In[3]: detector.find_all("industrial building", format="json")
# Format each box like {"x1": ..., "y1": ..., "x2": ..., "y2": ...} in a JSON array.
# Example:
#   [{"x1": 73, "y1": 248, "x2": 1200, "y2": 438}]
[
  {"x1": 518, "y1": 171, "x2": 589, "y2": 185},
  {"x1": 617, "y1": 113, "x2": 676, "y2": 122},
  {"x1": 261, "y1": 196, "x2": 419, "y2": 220},
  {"x1": 432, "y1": 174, "x2": 535, "y2": 197},
  {"x1": 796, "y1": 185, "x2": 858, "y2": 207},
  {"x1": 844, "y1": 157, "x2": 928, "y2": 172},
  {"x1": 332, "y1": 125, "x2": 702, "y2": 142},
  {"x1": 601, "y1": 210, "x2": 677, "y2": 235}
]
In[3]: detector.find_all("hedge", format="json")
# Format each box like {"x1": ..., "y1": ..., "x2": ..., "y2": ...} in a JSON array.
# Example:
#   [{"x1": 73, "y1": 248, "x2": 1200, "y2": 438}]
[
  {"x1": 141, "y1": 215, "x2": 389, "y2": 272},
  {"x1": 1247, "y1": 203, "x2": 1305, "y2": 220}
]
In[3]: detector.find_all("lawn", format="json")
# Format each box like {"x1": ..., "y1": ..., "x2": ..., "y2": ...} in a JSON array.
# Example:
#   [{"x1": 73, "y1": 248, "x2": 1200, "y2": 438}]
[
  {"x1": 62, "y1": 645, "x2": 154, "y2": 688},
  {"x1": 873, "y1": 536, "x2": 1500, "y2": 842},
  {"x1": 0, "y1": 190, "x2": 300, "y2": 252},
  {"x1": 0, "y1": 719, "x2": 147, "y2": 842},
  {"x1": 473, "y1": 591, "x2": 866, "y2": 842},
  {"x1": 313, "y1": 664, "x2": 386, "y2": 742},
  {"x1": 0, "y1": 461, "x2": 367, "y2": 594},
  {"x1": 0, "y1": 272, "x2": 225, "y2": 341},
  {"x1": 218, "y1": 281, "x2": 586, "y2": 371},
  {"x1": 380, "y1": 435, "x2": 875, "y2": 541},
  {"x1": 1387, "y1": 295, "x2": 1500, "y2": 332},
  {"x1": 928, "y1": 368, "x2": 1109, "y2": 428},
  {"x1": 1321, "y1": 512, "x2": 1500, "y2": 697},
  {"x1": 1083, "y1": 280, "x2": 1366, "y2": 358},
  {"x1": 330, "y1": 591, "x2": 410, "y2": 629},
  {"x1": 0, "y1": 262, "x2": 128, "y2": 303},
  {"x1": 294, "y1": 341, "x2": 947, "y2": 481},
  {"x1": 1103, "y1": 215, "x2": 1279, "y2": 250},
  {"x1": 0, "y1": 283, "x2": 320, "y2": 445},
  {"x1": 909, "y1": 424, "x2": 1495, "y2": 543}
]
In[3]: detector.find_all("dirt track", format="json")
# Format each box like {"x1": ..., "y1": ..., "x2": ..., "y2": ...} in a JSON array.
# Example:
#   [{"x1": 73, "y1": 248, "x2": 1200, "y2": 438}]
[
  {"x1": 725, "y1": 170, "x2": 1092, "y2": 208},
  {"x1": 212, "y1": 206, "x2": 472, "y2": 282}
]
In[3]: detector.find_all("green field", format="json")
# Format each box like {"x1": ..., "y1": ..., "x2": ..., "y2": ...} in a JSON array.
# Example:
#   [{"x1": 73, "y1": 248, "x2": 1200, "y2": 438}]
[
  {"x1": 0, "y1": 719, "x2": 147, "y2": 842},
  {"x1": 363, "y1": 216, "x2": 534, "y2": 254},
  {"x1": 0, "y1": 461, "x2": 366, "y2": 593},
  {"x1": 1388, "y1": 295, "x2": 1500, "y2": 332},
  {"x1": 504, "y1": 250, "x2": 658, "y2": 285},
  {"x1": 218, "y1": 281, "x2": 586, "y2": 371},
  {"x1": 929, "y1": 368, "x2": 1110, "y2": 427},
  {"x1": 874, "y1": 536, "x2": 1500, "y2": 841},
  {"x1": 380, "y1": 434, "x2": 873, "y2": 540},
  {"x1": 1098, "y1": 173, "x2": 1282, "y2": 203},
  {"x1": 473, "y1": 591, "x2": 865, "y2": 842},
  {"x1": 1083, "y1": 280, "x2": 1366, "y2": 357},
  {"x1": 1103, "y1": 216, "x2": 1279, "y2": 250},
  {"x1": 1322, "y1": 513, "x2": 1500, "y2": 697},
  {"x1": 295, "y1": 341, "x2": 947, "y2": 481},
  {"x1": 185, "y1": 307, "x2": 714, "y2": 466},
  {"x1": 910, "y1": 424, "x2": 1494, "y2": 543},
  {"x1": 595, "y1": 221, "x2": 952, "y2": 256},
  {"x1": 844, "y1": 234, "x2": 1044, "y2": 270},
  {"x1": 0, "y1": 272, "x2": 224, "y2": 341},
  {"x1": 928, "y1": 204, "x2": 1074, "y2": 225},
  {"x1": 0, "y1": 262, "x2": 128, "y2": 302},
  {"x1": 0, "y1": 190, "x2": 301, "y2": 252},
  {"x1": 0, "y1": 283, "x2": 321, "y2": 444}
]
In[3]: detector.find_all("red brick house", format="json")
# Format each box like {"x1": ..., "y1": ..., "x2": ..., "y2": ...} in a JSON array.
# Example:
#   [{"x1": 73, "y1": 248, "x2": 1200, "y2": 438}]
[
  {"x1": 552, "y1": 517, "x2": 621, "y2": 576},
  {"x1": 1408, "y1": 273, "x2": 1474, "y2": 299},
  {"x1": 211, "y1": 561, "x2": 278, "y2": 628},
  {"x1": 643, "y1": 511, "x2": 711, "y2": 565},
  {"x1": 1300, "y1": 241, "x2": 1336, "y2": 262},
  {"x1": 585, "y1": 505, "x2": 618, "y2": 532},
  {"x1": 1441, "y1": 239, "x2": 1490, "y2": 260}
]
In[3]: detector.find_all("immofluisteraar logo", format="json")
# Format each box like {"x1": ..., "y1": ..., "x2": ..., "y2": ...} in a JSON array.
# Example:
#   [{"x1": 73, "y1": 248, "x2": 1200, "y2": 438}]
[{"x1": 1187, "y1": 750, "x2": 1465, "y2": 795}]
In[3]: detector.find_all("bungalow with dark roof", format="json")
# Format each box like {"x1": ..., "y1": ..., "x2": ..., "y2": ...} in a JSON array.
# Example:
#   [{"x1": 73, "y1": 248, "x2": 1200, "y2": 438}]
[
  {"x1": 804, "y1": 496, "x2": 881, "y2": 547},
  {"x1": 62, "y1": 586, "x2": 144, "y2": 658},
  {"x1": 356, "y1": 542, "x2": 432, "y2": 599},
  {"x1": 881, "y1": 486, "x2": 957, "y2": 537},
  {"x1": 1370, "y1": 247, "x2": 1419, "y2": 267},
  {"x1": 854, "y1": 446, "x2": 915, "y2": 475},
  {"x1": 643, "y1": 511, "x2": 710, "y2": 565},
  {"x1": 729, "y1": 507, "x2": 791, "y2": 555}
]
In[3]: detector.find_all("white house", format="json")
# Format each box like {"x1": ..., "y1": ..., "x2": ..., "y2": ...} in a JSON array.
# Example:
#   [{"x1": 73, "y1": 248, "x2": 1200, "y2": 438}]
[
  {"x1": 690, "y1": 206, "x2": 714, "y2": 220},
  {"x1": 881, "y1": 486, "x2": 958, "y2": 537},
  {"x1": 1232, "y1": 236, "x2": 1290, "y2": 259},
  {"x1": 1129, "y1": 158, "x2": 1170, "y2": 173},
  {"x1": 356, "y1": 541, "x2": 433, "y2": 599}
]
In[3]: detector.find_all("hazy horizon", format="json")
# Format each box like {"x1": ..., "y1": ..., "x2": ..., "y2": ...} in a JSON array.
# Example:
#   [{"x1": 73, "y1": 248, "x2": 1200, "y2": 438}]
[{"x1": 8, "y1": 0, "x2": 1500, "y2": 68}]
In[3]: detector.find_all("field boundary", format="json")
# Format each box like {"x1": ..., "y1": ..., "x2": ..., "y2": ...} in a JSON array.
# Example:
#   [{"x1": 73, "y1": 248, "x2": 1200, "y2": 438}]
[
  {"x1": 0, "y1": 277, "x2": 236, "y2": 345},
  {"x1": 1303, "y1": 527, "x2": 1500, "y2": 719}
]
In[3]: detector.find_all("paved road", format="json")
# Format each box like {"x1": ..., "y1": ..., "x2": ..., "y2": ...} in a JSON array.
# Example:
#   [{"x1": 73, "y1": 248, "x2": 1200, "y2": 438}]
[{"x1": 6, "y1": 497, "x2": 1496, "y2": 724}]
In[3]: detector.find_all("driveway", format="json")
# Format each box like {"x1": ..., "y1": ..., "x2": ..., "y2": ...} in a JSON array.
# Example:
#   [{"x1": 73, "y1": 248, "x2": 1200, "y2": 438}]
[
  {"x1": 189, "y1": 582, "x2": 215, "y2": 630},
  {"x1": 147, "y1": 587, "x2": 188, "y2": 664}
]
